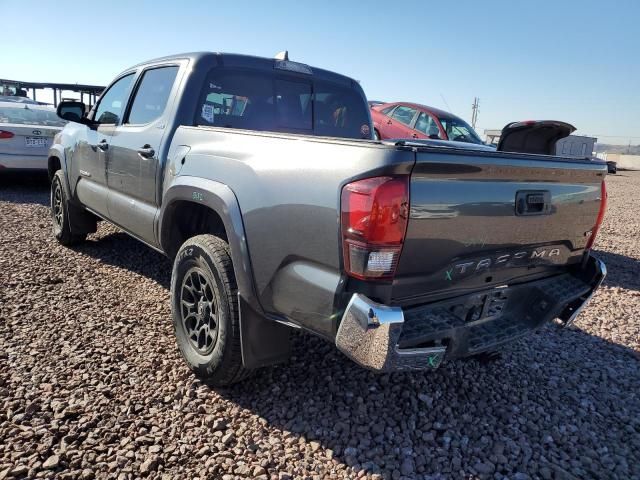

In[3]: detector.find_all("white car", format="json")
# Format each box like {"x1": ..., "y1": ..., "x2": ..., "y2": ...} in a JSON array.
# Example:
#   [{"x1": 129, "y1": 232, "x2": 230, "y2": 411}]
[{"x1": 0, "y1": 100, "x2": 66, "y2": 170}]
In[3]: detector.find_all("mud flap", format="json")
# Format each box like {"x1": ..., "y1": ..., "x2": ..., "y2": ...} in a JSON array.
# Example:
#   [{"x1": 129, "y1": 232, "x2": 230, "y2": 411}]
[{"x1": 238, "y1": 295, "x2": 291, "y2": 369}]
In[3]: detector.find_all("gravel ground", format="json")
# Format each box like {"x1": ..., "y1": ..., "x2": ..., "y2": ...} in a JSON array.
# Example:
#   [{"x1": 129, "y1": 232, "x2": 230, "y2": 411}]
[{"x1": 0, "y1": 171, "x2": 638, "y2": 480}]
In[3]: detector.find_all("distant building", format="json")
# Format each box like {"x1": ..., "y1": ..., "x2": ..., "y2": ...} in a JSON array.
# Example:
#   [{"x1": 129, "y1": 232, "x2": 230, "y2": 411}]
[
  {"x1": 484, "y1": 129, "x2": 501, "y2": 146},
  {"x1": 598, "y1": 153, "x2": 640, "y2": 170}
]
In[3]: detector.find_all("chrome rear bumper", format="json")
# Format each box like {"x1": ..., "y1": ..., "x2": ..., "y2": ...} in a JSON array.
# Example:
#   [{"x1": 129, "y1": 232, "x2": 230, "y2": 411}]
[
  {"x1": 559, "y1": 256, "x2": 607, "y2": 327},
  {"x1": 335, "y1": 294, "x2": 446, "y2": 371}
]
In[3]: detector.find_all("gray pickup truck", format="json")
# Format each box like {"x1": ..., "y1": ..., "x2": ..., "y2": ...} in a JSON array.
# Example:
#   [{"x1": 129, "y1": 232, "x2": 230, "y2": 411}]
[{"x1": 49, "y1": 52, "x2": 607, "y2": 385}]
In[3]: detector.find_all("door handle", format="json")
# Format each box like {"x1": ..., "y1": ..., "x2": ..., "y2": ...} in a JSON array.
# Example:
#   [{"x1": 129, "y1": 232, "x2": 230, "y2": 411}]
[
  {"x1": 97, "y1": 140, "x2": 109, "y2": 151},
  {"x1": 137, "y1": 145, "x2": 155, "y2": 159}
]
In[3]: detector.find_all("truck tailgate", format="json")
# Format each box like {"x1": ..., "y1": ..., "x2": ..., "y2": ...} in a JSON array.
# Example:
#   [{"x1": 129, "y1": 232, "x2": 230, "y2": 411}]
[{"x1": 393, "y1": 148, "x2": 607, "y2": 304}]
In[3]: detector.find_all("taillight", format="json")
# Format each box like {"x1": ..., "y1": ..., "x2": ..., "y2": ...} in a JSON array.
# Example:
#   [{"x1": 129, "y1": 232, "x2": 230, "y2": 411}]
[
  {"x1": 585, "y1": 180, "x2": 607, "y2": 250},
  {"x1": 341, "y1": 176, "x2": 409, "y2": 280},
  {"x1": 0, "y1": 130, "x2": 15, "y2": 139}
]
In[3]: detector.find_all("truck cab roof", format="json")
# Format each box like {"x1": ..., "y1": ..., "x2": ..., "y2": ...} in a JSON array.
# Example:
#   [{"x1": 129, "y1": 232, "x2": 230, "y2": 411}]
[{"x1": 126, "y1": 51, "x2": 358, "y2": 88}]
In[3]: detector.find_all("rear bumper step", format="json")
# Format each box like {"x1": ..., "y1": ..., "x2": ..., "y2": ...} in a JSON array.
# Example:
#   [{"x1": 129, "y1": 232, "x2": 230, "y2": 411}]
[{"x1": 336, "y1": 255, "x2": 606, "y2": 371}]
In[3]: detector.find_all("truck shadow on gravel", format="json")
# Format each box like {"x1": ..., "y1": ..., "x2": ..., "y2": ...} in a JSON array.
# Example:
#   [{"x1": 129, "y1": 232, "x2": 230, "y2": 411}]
[
  {"x1": 592, "y1": 249, "x2": 640, "y2": 291},
  {"x1": 0, "y1": 172, "x2": 50, "y2": 206},
  {"x1": 76, "y1": 230, "x2": 172, "y2": 289}
]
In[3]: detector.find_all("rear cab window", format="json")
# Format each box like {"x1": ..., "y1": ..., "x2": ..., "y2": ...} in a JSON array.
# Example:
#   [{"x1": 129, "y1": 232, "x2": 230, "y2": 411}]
[{"x1": 196, "y1": 67, "x2": 371, "y2": 140}]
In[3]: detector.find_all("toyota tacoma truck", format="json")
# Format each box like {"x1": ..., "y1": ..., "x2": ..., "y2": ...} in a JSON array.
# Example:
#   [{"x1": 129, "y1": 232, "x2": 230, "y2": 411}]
[{"x1": 48, "y1": 52, "x2": 607, "y2": 385}]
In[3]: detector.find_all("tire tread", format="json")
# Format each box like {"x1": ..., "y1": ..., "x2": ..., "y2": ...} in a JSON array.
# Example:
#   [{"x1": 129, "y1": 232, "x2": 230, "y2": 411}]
[{"x1": 173, "y1": 234, "x2": 251, "y2": 386}]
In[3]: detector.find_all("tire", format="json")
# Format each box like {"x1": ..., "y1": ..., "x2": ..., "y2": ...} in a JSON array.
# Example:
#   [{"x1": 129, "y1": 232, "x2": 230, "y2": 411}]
[
  {"x1": 171, "y1": 234, "x2": 250, "y2": 386},
  {"x1": 374, "y1": 129, "x2": 381, "y2": 140},
  {"x1": 51, "y1": 170, "x2": 86, "y2": 246}
]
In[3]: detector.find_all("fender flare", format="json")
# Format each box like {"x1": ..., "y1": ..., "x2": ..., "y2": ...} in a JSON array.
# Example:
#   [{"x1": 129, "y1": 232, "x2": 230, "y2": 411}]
[
  {"x1": 159, "y1": 176, "x2": 291, "y2": 368},
  {"x1": 47, "y1": 144, "x2": 71, "y2": 191}
]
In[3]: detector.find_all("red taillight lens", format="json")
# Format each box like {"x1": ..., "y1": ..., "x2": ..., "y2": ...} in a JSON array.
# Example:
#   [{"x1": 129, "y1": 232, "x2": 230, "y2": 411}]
[
  {"x1": 585, "y1": 180, "x2": 607, "y2": 250},
  {"x1": 0, "y1": 130, "x2": 15, "y2": 139},
  {"x1": 341, "y1": 176, "x2": 409, "y2": 280}
]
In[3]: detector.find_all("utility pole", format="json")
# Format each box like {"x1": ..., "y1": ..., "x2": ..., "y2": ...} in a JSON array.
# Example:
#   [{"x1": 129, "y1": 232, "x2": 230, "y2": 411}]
[{"x1": 471, "y1": 97, "x2": 479, "y2": 129}]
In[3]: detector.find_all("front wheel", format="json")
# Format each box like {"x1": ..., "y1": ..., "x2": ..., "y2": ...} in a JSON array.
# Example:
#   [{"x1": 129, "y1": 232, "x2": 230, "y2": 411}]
[
  {"x1": 170, "y1": 234, "x2": 250, "y2": 386},
  {"x1": 51, "y1": 170, "x2": 86, "y2": 246}
]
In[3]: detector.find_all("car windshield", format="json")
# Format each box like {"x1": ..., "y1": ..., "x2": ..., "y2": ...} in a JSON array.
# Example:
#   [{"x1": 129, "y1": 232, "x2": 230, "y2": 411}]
[
  {"x1": 439, "y1": 116, "x2": 482, "y2": 144},
  {"x1": 0, "y1": 105, "x2": 67, "y2": 127}
]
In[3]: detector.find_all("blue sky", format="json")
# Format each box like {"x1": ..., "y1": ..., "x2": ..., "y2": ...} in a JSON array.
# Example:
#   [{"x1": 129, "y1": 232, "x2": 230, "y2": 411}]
[{"x1": 4, "y1": 0, "x2": 639, "y2": 144}]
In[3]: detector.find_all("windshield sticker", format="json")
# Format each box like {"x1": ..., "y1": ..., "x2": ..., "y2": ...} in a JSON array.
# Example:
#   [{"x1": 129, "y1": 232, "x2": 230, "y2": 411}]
[
  {"x1": 201, "y1": 104, "x2": 215, "y2": 123},
  {"x1": 209, "y1": 83, "x2": 221, "y2": 90},
  {"x1": 360, "y1": 124, "x2": 370, "y2": 138}
]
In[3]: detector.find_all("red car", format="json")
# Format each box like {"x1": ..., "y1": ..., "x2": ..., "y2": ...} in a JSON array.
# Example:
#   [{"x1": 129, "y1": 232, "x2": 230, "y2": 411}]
[{"x1": 370, "y1": 101, "x2": 484, "y2": 145}]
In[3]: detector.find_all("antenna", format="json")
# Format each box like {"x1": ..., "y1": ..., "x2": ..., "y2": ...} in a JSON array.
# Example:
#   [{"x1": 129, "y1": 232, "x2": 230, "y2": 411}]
[
  {"x1": 439, "y1": 93, "x2": 452, "y2": 112},
  {"x1": 471, "y1": 97, "x2": 480, "y2": 129},
  {"x1": 274, "y1": 50, "x2": 289, "y2": 61}
]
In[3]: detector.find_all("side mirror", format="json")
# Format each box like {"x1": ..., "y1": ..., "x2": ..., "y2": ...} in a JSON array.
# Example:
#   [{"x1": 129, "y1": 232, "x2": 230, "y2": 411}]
[{"x1": 56, "y1": 101, "x2": 87, "y2": 123}]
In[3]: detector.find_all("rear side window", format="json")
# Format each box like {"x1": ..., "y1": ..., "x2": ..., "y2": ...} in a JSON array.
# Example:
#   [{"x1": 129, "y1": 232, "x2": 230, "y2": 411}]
[
  {"x1": 391, "y1": 105, "x2": 417, "y2": 126},
  {"x1": 381, "y1": 105, "x2": 395, "y2": 115},
  {"x1": 197, "y1": 69, "x2": 371, "y2": 139},
  {"x1": 0, "y1": 105, "x2": 66, "y2": 127},
  {"x1": 127, "y1": 66, "x2": 179, "y2": 125}
]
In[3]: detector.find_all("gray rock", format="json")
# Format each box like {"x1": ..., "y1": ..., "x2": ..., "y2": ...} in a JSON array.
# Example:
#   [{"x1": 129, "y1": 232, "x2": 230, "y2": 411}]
[
  {"x1": 139, "y1": 456, "x2": 159, "y2": 474},
  {"x1": 400, "y1": 458, "x2": 415, "y2": 476},
  {"x1": 474, "y1": 462, "x2": 495, "y2": 475},
  {"x1": 42, "y1": 455, "x2": 60, "y2": 470},
  {"x1": 221, "y1": 433, "x2": 235, "y2": 445}
]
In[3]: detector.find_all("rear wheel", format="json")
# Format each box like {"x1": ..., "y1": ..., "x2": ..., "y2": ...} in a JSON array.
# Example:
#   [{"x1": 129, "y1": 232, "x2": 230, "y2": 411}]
[
  {"x1": 51, "y1": 170, "x2": 86, "y2": 246},
  {"x1": 171, "y1": 234, "x2": 250, "y2": 386}
]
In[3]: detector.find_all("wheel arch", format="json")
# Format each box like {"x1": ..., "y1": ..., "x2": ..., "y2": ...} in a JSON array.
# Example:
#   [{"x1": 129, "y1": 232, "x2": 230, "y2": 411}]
[
  {"x1": 47, "y1": 155, "x2": 61, "y2": 181},
  {"x1": 159, "y1": 179, "x2": 253, "y2": 298},
  {"x1": 47, "y1": 145, "x2": 67, "y2": 180}
]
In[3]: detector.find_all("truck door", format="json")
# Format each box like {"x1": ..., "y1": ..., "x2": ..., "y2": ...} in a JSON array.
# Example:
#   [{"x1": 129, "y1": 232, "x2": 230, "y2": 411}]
[
  {"x1": 74, "y1": 73, "x2": 135, "y2": 217},
  {"x1": 106, "y1": 65, "x2": 180, "y2": 244}
]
